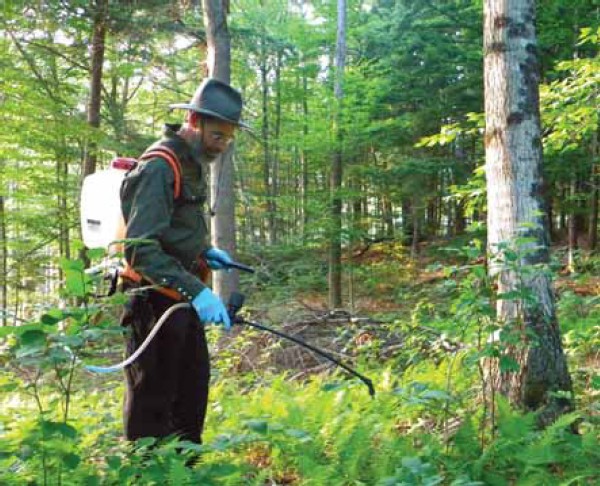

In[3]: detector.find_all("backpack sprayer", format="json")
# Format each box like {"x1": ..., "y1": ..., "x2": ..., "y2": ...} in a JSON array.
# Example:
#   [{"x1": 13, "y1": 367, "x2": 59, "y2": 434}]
[{"x1": 80, "y1": 157, "x2": 375, "y2": 397}]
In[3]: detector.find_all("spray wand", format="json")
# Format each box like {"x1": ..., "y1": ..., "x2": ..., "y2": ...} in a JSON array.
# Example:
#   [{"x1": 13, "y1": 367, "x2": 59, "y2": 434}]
[
  {"x1": 226, "y1": 292, "x2": 375, "y2": 397},
  {"x1": 85, "y1": 262, "x2": 375, "y2": 397}
]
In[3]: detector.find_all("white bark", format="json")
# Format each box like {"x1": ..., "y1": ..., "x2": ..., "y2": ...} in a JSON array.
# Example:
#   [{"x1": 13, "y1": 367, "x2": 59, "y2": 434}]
[{"x1": 484, "y1": 0, "x2": 572, "y2": 420}]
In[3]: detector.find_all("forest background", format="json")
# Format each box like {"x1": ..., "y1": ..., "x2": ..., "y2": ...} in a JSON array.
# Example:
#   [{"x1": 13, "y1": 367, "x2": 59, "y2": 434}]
[{"x1": 0, "y1": 1, "x2": 599, "y2": 485}]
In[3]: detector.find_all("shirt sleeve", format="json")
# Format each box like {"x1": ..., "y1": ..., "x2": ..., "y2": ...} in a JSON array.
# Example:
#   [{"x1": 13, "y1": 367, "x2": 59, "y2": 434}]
[{"x1": 120, "y1": 157, "x2": 205, "y2": 301}]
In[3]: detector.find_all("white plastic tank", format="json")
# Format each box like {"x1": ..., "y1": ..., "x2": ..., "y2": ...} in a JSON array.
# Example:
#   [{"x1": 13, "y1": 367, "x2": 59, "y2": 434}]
[{"x1": 80, "y1": 158, "x2": 137, "y2": 250}]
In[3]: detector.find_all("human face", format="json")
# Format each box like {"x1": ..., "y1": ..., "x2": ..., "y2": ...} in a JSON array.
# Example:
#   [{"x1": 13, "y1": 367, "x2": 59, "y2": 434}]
[{"x1": 200, "y1": 118, "x2": 236, "y2": 159}]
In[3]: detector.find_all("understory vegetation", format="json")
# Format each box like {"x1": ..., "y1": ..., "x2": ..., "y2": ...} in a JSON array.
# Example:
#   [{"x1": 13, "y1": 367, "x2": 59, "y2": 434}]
[{"x1": 1, "y1": 242, "x2": 598, "y2": 485}]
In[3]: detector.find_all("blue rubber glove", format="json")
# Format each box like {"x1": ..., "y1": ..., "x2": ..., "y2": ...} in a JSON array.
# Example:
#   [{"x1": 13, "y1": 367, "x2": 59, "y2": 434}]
[
  {"x1": 191, "y1": 288, "x2": 231, "y2": 331},
  {"x1": 204, "y1": 247, "x2": 233, "y2": 271}
]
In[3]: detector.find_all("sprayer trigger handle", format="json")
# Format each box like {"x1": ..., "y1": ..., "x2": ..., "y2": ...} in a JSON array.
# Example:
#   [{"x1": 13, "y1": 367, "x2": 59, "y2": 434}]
[{"x1": 227, "y1": 292, "x2": 245, "y2": 323}]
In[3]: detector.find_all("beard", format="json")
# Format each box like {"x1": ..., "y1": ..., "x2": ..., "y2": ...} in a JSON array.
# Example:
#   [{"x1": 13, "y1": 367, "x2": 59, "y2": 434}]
[
  {"x1": 200, "y1": 150, "x2": 220, "y2": 163},
  {"x1": 185, "y1": 131, "x2": 219, "y2": 163}
]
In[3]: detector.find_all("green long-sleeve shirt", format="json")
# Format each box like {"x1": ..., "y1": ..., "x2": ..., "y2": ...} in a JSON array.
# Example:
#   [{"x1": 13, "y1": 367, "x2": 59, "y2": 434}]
[{"x1": 120, "y1": 124, "x2": 210, "y2": 301}]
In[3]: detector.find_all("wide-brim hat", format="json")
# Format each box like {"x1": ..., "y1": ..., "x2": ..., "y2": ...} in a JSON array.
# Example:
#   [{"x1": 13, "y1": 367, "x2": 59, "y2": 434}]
[{"x1": 170, "y1": 78, "x2": 250, "y2": 130}]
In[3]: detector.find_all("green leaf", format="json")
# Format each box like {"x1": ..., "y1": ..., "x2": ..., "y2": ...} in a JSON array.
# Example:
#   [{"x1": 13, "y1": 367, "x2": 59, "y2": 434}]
[
  {"x1": 106, "y1": 456, "x2": 121, "y2": 470},
  {"x1": 62, "y1": 452, "x2": 80, "y2": 469},
  {"x1": 497, "y1": 291, "x2": 523, "y2": 300},
  {"x1": 41, "y1": 421, "x2": 77, "y2": 439},
  {"x1": 0, "y1": 324, "x2": 43, "y2": 337},
  {"x1": 321, "y1": 382, "x2": 343, "y2": 392},
  {"x1": 19, "y1": 330, "x2": 46, "y2": 348},
  {"x1": 86, "y1": 248, "x2": 106, "y2": 260},
  {"x1": 401, "y1": 456, "x2": 424, "y2": 473},
  {"x1": 41, "y1": 309, "x2": 66, "y2": 325},
  {"x1": 65, "y1": 271, "x2": 87, "y2": 298},
  {"x1": 60, "y1": 258, "x2": 85, "y2": 273},
  {"x1": 421, "y1": 390, "x2": 452, "y2": 401},
  {"x1": 499, "y1": 355, "x2": 520, "y2": 373},
  {"x1": 285, "y1": 428, "x2": 312, "y2": 442},
  {"x1": 244, "y1": 419, "x2": 268, "y2": 434},
  {"x1": 135, "y1": 437, "x2": 157, "y2": 448},
  {"x1": 0, "y1": 381, "x2": 18, "y2": 393}
]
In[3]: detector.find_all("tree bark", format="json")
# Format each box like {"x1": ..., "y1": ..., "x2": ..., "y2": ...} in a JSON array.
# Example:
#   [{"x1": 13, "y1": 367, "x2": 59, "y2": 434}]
[
  {"x1": 58, "y1": 156, "x2": 70, "y2": 260},
  {"x1": 259, "y1": 37, "x2": 273, "y2": 245},
  {"x1": 203, "y1": 0, "x2": 238, "y2": 301},
  {"x1": 82, "y1": 0, "x2": 107, "y2": 179},
  {"x1": 455, "y1": 200, "x2": 466, "y2": 235},
  {"x1": 484, "y1": 0, "x2": 572, "y2": 425},
  {"x1": 272, "y1": 50, "x2": 283, "y2": 244},
  {"x1": 0, "y1": 195, "x2": 6, "y2": 327},
  {"x1": 402, "y1": 198, "x2": 413, "y2": 245},
  {"x1": 383, "y1": 196, "x2": 394, "y2": 238},
  {"x1": 589, "y1": 130, "x2": 598, "y2": 251},
  {"x1": 301, "y1": 57, "x2": 309, "y2": 242},
  {"x1": 567, "y1": 176, "x2": 578, "y2": 272},
  {"x1": 328, "y1": 0, "x2": 346, "y2": 309},
  {"x1": 410, "y1": 199, "x2": 419, "y2": 260}
]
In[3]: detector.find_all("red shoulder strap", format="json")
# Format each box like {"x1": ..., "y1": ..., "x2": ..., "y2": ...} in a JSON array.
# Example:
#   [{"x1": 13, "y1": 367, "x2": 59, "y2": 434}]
[{"x1": 140, "y1": 146, "x2": 182, "y2": 199}]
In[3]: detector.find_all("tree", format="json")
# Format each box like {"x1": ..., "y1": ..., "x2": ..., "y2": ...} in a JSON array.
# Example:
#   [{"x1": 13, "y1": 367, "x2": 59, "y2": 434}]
[
  {"x1": 203, "y1": 0, "x2": 239, "y2": 300},
  {"x1": 82, "y1": 0, "x2": 108, "y2": 179},
  {"x1": 329, "y1": 0, "x2": 346, "y2": 309},
  {"x1": 483, "y1": 0, "x2": 572, "y2": 424}
]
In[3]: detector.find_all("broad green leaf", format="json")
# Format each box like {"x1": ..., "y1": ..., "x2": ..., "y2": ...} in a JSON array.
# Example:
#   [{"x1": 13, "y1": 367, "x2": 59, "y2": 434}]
[
  {"x1": 62, "y1": 452, "x2": 81, "y2": 469},
  {"x1": 19, "y1": 330, "x2": 46, "y2": 348},
  {"x1": 0, "y1": 324, "x2": 43, "y2": 337},
  {"x1": 41, "y1": 421, "x2": 77, "y2": 439},
  {"x1": 499, "y1": 355, "x2": 520, "y2": 373},
  {"x1": 41, "y1": 309, "x2": 66, "y2": 325},
  {"x1": 244, "y1": 419, "x2": 268, "y2": 434},
  {"x1": 60, "y1": 258, "x2": 85, "y2": 273}
]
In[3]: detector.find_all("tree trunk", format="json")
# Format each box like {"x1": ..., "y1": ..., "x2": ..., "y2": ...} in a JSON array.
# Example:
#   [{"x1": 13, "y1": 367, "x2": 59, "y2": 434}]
[
  {"x1": 547, "y1": 183, "x2": 555, "y2": 243},
  {"x1": 455, "y1": 200, "x2": 466, "y2": 235},
  {"x1": 0, "y1": 195, "x2": 6, "y2": 327},
  {"x1": 410, "y1": 199, "x2": 419, "y2": 260},
  {"x1": 383, "y1": 196, "x2": 394, "y2": 238},
  {"x1": 567, "y1": 176, "x2": 578, "y2": 272},
  {"x1": 58, "y1": 156, "x2": 70, "y2": 260},
  {"x1": 272, "y1": 50, "x2": 282, "y2": 244},
  {"x1": 484, "y1": 0, "x2": 572, "y2": 425},
  {"x1": 402, "y1": 198, "x2": 413, "y2": 245},
  {"x1": 328, "y1": 0, "x2": 346, "y2": 309},
  {"x1": 203, "y1": 0, "x2": 238, "y2": 301},
  {"x1": 301, "y1": 57, "x2": 309, "y2": 243},
  {"x1": 79, "y1": 0, "x2": 107, "y2": 267},
  {"x1": 259, "y1": 38, "x2": 273, "y2": 245},
  {"x1": 589, "y1": 131, "x2": 598, "y2": 251},
  {"x1": 427, "y1": 199, "x2": 436, "y2": 239},
  {"x1": 82, "y1": 0, "x2": 107, "y2": 179}
]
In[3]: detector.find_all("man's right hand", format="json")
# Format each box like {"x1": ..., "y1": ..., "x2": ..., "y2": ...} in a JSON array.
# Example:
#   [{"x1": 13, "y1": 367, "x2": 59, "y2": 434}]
[{"x1": 191, "y1": 288, "x2": 231, "y2": 331}]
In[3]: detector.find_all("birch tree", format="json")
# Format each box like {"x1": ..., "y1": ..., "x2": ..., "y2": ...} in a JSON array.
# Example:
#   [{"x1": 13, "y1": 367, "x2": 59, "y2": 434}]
[{"x1": 484, "y1": 0, "x2": 572, "y2": 425}]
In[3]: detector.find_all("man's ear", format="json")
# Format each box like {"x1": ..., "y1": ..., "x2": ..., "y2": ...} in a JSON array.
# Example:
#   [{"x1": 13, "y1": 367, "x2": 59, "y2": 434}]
[{"x1": 187, "y1": 111, "x2": 201, "y2": 128}]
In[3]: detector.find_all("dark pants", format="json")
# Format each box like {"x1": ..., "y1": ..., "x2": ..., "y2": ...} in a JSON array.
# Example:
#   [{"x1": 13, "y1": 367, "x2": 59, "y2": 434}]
[{"x1": 122, "y1": 290, "x2": 210, "y2": 444}]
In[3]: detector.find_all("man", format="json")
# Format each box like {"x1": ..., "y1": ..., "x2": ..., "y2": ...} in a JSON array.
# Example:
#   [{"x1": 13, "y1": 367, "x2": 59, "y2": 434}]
[{"x1": 119, "y1": 78, "x2": 248, "y2": 445}]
